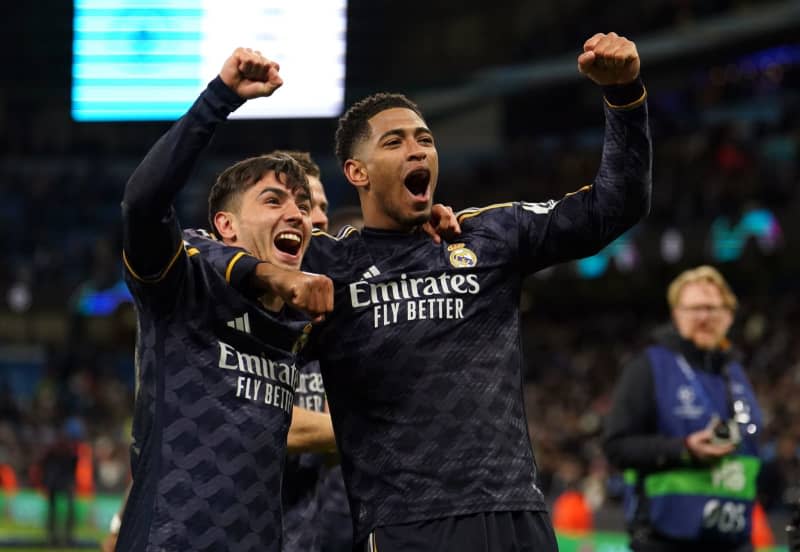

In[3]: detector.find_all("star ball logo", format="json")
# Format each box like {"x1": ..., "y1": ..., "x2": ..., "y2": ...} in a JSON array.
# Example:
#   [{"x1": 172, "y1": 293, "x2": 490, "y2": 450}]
[{"x1": 448, "y1": 243, "x2": 477, "y2": 268}]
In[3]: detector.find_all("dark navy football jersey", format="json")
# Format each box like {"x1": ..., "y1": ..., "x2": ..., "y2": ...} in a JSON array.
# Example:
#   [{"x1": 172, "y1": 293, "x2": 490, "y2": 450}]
[
  {"x1": 317, "y1": 464, "x2": 352, "y2": 551},
  {"x1": 118, "y1": 76, "x2": 310, "y2": 551},
  {"x1": 282, "y1": 360, "x2": 327, "y2": 552},
  {"x1": 122, "y1": 227, "x2": 307, "y2": 552},
  {"x1": 185, "y1": 92, "x2": 651, "y2": 542}
]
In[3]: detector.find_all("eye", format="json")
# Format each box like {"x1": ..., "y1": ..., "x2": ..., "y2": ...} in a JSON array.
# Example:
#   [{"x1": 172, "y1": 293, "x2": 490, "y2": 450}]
[
  {"x1": 419, "y1": 135, "x2": 434, "y2": 145},
  {"x1": 299, "y1": 202, "x2": 311, "y2": 214},
  {"x1": 383, "y1": 139, "x2": 401, "y2": 147}
]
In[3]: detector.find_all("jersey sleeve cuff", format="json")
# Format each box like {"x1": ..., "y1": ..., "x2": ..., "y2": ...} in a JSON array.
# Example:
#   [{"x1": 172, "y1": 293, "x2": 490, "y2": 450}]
[
  {"x1": 603, "y1": 77, "x2": 646, "y2": 110},
  {"x1": 198, "y1": 76, "x2": 246, "y2": 117}
]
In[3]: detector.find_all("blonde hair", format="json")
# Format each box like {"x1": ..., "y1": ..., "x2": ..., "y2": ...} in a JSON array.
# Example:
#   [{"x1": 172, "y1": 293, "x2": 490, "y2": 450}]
[{"x1": 667, "y1": 265, "x2": 738, "y2": 311}]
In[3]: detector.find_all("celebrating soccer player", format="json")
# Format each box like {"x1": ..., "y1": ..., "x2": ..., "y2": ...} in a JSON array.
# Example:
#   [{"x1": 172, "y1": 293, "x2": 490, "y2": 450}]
[
  {"x1": 188, "y1": 32, "x2": 651, "y2": 552},
  {"x1": 118, "y1": 48, "x2": 334, "y2": 551}
]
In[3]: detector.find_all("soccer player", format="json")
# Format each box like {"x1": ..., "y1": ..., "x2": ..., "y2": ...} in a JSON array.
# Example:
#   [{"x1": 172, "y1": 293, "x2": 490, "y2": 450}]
[
  {"x1": 188, "y1": 32, "x2": 652, "y2": 551},
  {"x1": 118, "y1": 48, "x2": 334, "y2": 551},
  {"x1": 270, "y1": 150, "x2": 351, "y2": 552}
]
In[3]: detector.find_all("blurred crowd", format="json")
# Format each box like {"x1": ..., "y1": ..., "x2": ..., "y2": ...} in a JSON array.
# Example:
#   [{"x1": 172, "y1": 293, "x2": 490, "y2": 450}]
[{"x1": 0, "y1": 305, "x2": 134, "y2": 497}]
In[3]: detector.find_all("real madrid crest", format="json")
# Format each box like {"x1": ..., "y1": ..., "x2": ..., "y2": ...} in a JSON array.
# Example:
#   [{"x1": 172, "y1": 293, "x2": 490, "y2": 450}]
[{"x1": 447, "y1": 243, "x2": 477, "y2": 268}]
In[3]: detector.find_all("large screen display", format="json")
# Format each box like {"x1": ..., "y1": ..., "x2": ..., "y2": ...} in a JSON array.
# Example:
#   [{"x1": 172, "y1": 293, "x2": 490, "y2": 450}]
[{"x1": 72, "y1": 0, "x2": 347, "y2": 121}]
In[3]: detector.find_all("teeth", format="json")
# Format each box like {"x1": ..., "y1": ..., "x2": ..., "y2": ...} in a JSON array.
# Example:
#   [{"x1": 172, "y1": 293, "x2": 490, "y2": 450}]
[{"x1": 277, "y1": 233, "x2": 301, "y2": 243}]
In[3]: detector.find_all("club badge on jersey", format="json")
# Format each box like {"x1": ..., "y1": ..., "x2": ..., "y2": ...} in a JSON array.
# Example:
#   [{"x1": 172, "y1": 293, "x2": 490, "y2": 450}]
[{"x1": 448, "y1": 243, "x2": 477, "y2": 268}]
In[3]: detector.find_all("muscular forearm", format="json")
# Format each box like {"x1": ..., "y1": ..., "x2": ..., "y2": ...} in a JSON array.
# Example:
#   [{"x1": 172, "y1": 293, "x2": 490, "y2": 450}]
[{"x1": 287, "y1": 406, "x2": 337, "y2": 454}]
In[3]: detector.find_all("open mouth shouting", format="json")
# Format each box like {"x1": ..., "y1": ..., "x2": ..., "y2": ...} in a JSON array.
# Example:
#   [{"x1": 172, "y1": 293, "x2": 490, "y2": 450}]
[
  {"x1": 273, "y1": 230, "x2": 304, "y2": 266},
  {"x1": 403, "y1": 167, "x2": 431, "y2": 202}
]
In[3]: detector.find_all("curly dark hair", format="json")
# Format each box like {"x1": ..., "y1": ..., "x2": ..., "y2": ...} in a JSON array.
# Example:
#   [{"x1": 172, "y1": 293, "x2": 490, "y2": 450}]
[
  {"x1": 207, "y1": 153, "x2": 309, "y2": 232},
  {"x1": 334, "y1": 92, "x2": 424, "y2": 166}
]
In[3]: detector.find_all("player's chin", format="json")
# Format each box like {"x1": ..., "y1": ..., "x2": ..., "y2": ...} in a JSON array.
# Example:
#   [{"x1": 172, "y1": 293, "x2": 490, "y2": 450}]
[{"x1": 405, "y1": 208, "x2": 431, "y2": 228}]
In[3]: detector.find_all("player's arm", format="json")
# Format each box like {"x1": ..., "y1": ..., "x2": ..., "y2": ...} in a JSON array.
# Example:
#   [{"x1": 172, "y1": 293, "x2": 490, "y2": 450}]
[
  {"x1": 183, "y1": 203, "x2": 459, "y2": 293},
  {"x1": 122, "y1": 48, "x2": 280, "y2": 285},
  {"x1": 602, "y1": 354, "x2": 689, "y2": 471},
  {"x1": 287, "y1": 406, "x2": 337, "y2": 454},
  {"x1": 182, "y1": 230, "x2": 334, "y2": 322},
  {"x1": 513, "y1": 33, "x2": 652, "y2": 273}
]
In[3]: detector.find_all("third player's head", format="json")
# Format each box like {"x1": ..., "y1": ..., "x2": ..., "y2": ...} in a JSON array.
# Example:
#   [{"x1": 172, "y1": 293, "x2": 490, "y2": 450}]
[
  {"x1": 271, "y1": 150, "x2": 329, "y2": 232},
  {"x1": 208, "y1": 153, "x2": 312, "y2": 270},
  {"x1": 335, "y1": 93, "x2": 438, "y2": 231}
]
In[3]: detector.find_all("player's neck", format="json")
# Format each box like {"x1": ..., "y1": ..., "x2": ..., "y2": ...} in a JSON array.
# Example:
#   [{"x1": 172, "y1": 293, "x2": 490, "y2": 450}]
[{"x1": 359, "y1": 201, "x2": 415, "y2": 233}]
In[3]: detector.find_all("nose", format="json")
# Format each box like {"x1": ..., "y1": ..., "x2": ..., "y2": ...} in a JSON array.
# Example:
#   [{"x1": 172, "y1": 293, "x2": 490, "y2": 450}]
[
  {"x1": 407, "y1": 143, "x2": 427, "y2": 162},
  {"x1": 284, "y1": 200, "x2": 304, "y2": 225}
]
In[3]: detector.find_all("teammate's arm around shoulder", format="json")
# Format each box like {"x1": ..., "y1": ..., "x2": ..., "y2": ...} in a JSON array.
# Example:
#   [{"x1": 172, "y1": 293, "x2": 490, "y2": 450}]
[
  {"x1": 121, "y1": 48, "x2": 281, "y2": 287},
  {"x1": 515, "y1": 33, "x2": 652, "y2": 274}
]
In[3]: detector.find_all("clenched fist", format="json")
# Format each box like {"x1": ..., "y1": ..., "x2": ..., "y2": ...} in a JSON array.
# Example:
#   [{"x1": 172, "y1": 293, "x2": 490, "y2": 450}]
[
  {"x1": 578, "y1": 32, "x2": 640, "y2": 86},
  {"x1": 219, "y1": 47, "x2": 283, "y2": 99},
  {"x1": 255, "y1": 263, "x2": 334, "y2": 323}
]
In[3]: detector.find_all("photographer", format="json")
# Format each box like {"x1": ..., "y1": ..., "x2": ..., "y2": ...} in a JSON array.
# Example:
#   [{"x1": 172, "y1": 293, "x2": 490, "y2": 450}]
[{"x1": 604, "y1": 266, "x2": 763, "y2": 552}]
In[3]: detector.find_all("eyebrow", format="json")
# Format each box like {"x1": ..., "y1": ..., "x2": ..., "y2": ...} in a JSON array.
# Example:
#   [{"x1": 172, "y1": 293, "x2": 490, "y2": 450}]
[
  {"x1": 377, "y1": 127, "x2": 432, "y2": 143},
  {"x1": 256, "y1": 186, "x2": 288, "y2": 200},
  {"x1": 257, "y1": 186, "x2": 311, "y2": 204}
]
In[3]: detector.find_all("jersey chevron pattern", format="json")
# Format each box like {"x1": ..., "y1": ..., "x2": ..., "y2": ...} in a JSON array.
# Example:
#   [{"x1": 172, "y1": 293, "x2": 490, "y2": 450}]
[
  {"x1": 119, "y1": 77, "x2": 310, "y2": 552},
  {"x1": 282, "y1": 360, "x2": 327, "y2": 552},
  {"x1": 185, "y1": 95, "x2": 652, "y2": 542},
  {"x1": 123, "y1": 230, "x2": 308, "y2": 552}
]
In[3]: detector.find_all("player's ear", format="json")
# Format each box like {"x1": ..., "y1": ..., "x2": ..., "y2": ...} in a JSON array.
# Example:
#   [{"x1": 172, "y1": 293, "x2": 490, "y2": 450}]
[
  {"x1": 213, "y1": 211, "x2": 238, "y2": 241},
  {"x1": 344, "y1": 159, "x2": 369, "y2": 189}
]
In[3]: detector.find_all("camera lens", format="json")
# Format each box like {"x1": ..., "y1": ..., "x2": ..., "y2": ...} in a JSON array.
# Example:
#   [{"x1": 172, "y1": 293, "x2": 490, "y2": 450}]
[{"x1": 714, "y1": 421, "x2": 730, "y2": 439}]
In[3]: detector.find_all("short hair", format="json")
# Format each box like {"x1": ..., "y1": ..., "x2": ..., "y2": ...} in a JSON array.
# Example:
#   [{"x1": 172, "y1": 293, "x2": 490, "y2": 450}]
[
  {"x1": 334, "y1": 92, "x2": 424, "y2": 166},
  {"x1": 207, "y1": 153, "x2": 309, "y2": 231},
  {"x1": 271, "y1": 150, "x2": 320, "y2": 178},
  {"x1": 667, "y1": 265, "x2": 738, "y2": 311}
]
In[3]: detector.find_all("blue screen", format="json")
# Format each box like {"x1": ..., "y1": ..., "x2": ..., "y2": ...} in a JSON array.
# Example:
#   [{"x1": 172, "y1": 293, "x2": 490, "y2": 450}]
[{"x1": 72, "y1": 0, "x2": 347, "y2": 121}]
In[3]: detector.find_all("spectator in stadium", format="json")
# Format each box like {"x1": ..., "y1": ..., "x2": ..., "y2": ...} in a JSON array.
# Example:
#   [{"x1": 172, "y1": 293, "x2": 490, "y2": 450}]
[
  {"x1": 188, "y1": 32, "x2": 651, "y2": 551},
  {"x1": 117, "y1": 48, "x2": 335, "y2": 551},
  {"x1": 604, "y1": 266, "x2": 763, "y2": 552},
  {"x1": 41, "y1": 417, "x2": 81, "y2": 546}
]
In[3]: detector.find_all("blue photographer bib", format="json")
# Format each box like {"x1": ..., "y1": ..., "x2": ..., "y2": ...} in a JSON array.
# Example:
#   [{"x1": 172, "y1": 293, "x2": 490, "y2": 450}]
[{"x1": 625, "y1": 345, "x2": 763, "y2": 543}]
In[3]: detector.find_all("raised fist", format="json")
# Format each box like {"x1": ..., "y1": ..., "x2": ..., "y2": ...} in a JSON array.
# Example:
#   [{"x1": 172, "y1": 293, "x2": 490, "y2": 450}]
[
  {"x1": 219, "y1": 47, "x2": 283, "y2": 99},
  {"x1": 577, "y1": 32, "x2": 640, "y2": 86}
]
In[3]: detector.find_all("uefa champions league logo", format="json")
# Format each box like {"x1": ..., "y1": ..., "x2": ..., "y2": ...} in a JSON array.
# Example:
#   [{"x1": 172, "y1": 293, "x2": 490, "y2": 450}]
[{"x1": 674, "y1": 385, "x2": 704, "y2": 419}]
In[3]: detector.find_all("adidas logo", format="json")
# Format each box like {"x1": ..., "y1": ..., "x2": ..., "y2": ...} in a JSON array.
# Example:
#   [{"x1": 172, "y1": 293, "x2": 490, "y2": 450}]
[
  {"x1": 226, "y1": 312, "x2": 251, "y2": 334},
  {"x1": 361, "y1": 265, "x2": 380, "y2": 280}
]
